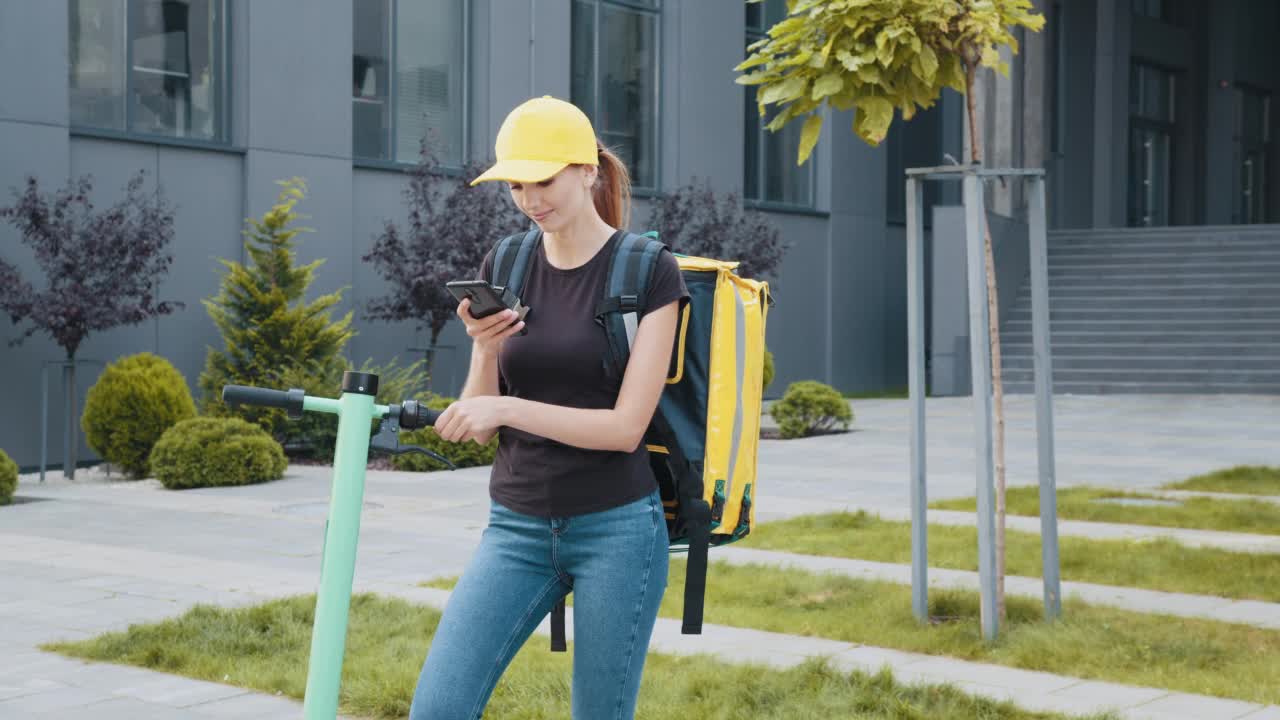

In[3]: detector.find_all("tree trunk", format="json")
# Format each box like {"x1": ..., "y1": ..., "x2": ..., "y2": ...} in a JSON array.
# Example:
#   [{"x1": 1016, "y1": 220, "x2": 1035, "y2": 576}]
[
  {"x1": 63, "y1": 359, "x2": 77, "y2": 481},
  {"x1": 965, "y1": 61, "x2": 1008, "y2": 624}
]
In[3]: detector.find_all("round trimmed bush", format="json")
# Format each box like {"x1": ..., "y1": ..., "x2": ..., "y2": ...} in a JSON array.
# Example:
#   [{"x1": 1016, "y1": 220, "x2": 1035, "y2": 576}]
[
  {"x1": 393, "y1": 395, "x2": 498, "y2": 472},
  {"x1": 769, "y1": 380, "x2": 853, "y2": 439},
  {"x1": 82, "y1": 352, "x2": 196, "y2": 478},
  {"x1": 150, "y1": 417, "x2": 287, "y2": 490},
  {"x1": 0, "y1": 449, "x2": 17, "y2": 506}
]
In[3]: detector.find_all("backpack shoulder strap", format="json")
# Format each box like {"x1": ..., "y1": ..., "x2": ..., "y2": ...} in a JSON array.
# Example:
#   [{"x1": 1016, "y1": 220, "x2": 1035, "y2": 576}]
[
  {"x1": 490, "y1": 228, "x2": 542, "y2": 295},
  {"x1": 595, "y1": 231, "x2": 667, "y2": 376}
]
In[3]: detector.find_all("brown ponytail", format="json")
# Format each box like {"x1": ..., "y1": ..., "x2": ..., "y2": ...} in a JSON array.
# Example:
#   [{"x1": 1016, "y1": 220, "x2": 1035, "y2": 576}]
[{"x1": 593, "y1": 142, "x2": 632, "y2": 230}]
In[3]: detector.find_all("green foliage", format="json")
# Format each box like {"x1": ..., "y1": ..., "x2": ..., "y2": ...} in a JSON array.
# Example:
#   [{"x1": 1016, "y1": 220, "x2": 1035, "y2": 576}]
[
  {"x1": 392, "y1": 395, "x2": 497, "y2": 472},
  {"x1": 762, "y1": 347, "x2": 776, "y2": 394},
  {"x1": 770, "y1": 380, "x2": 853, "y2": 438},
  {"x1": 305, "y1": 356, "x2": 431, "y2": 460},
  {"x1": 150, "y1": 417, "x2": 286, "y2": 490},
  {"x1": 0, "y1": 449, "x2": 17, "y2": 506},
  {"x1": 198, "y1": 178, "x2": 354, "y2": 450},
  {"x1": 736, "y1": 0, "x2": 1044, "y2": 154},
  {"x1": 81, "y1": 352, "x2": 196, "y2": 478}
]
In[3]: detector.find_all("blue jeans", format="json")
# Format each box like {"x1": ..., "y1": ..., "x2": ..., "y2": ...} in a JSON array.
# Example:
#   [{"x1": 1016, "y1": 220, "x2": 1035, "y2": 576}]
[{"x1": 409, "y1": 489, "x2": 669, "y2": 720}]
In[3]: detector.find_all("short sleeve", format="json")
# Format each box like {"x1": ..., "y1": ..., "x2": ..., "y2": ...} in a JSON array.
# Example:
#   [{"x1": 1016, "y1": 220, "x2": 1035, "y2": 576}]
[
  {"x1": 477, "y1": 247, "x2": 496, "y2": 283},
  {"x1": 642, "y1": 249, "x2": 689, "y2": 318}
]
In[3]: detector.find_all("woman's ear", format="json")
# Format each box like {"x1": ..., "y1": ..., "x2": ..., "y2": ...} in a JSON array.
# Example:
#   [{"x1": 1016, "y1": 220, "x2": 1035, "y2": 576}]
[{"x1": 580, "y1": 164, "x2": 599, "y2": 189}]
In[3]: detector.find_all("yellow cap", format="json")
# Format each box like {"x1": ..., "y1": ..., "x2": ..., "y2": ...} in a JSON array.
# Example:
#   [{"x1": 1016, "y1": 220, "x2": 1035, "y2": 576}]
[{"x1": 470, "y1": 96, "x2": 598, "y2": 186}]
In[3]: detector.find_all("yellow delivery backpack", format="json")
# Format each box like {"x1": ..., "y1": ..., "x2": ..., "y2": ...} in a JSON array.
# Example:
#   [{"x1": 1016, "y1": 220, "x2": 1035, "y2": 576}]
[{"x1": 489, "y1": 229, "x2": 771, "y2": 651}]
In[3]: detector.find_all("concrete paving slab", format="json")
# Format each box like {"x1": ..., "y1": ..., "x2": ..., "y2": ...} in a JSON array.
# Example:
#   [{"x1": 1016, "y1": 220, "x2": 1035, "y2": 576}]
[
  {"x1": 110, "y1": 674, "x2": 252, "y2": 707},
  {"x1": 185, "y1": 691, "x2": 310, "y2": 719},
  {"x1": 61, "y1": 695, "x2": 200, "y2": 720},
  {"x1": 0, "y1": 685, "x2": 114, "y2": 715},
  {"x1": 1127, "y1": 692, "x2": 1265, "y2": 720}
]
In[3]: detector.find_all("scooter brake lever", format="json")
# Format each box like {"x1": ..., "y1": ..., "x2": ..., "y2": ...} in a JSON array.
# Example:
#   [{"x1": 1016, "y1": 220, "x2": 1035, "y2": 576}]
[{"x1": 369, "y1": 412, "x2": 457, "y2": 470}]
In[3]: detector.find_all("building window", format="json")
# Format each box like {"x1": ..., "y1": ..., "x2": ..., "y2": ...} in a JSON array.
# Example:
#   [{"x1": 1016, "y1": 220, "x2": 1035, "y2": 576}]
[
  {"x1": 353, "y1": 0, "x2": 466, "y2": 165},
  {"x1": 70, "y1": 0, "x2": 229, "y2": 143},
  {"x1": 1234, "y1": 86, "x2": 1271, "y2": 224},
  {"x1": 571, "y1": 0, "x2": 660, "y2": 190},
  {"x1": 744, "y1": 0, "x2": 815, "y2": 206},
  {"x1": 1128, "y1": 63, "x2": 1176, "y2": 226}
]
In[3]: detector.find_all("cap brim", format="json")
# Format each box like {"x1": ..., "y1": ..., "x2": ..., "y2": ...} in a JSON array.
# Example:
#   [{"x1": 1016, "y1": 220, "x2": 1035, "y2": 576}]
[{"x1": 470, "y1": 159, "x2": 570, "y2": 186}]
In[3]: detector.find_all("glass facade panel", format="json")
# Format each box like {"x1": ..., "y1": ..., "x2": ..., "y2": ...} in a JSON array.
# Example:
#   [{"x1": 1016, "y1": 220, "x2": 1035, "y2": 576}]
[{"x1": 70, "y1": 0, "x2": 227, "y2": 142}]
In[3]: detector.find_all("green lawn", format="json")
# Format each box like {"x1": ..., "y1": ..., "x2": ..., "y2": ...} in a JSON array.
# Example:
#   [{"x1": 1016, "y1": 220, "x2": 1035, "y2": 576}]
[
  {"x1": 428, "y1": 557, "x2": 1280, "y2": 706},
  {"x1": 929, "y1": 485, "x2": 1280, "y2": 535},
  {"x1": 44, "y1": 594, "x2": 1105, "y2": 720},
  {"x1": 746, "y1": 511, "x2": 1280, "y2": 602},
  {"x1": 1161, "y1": 466, "x2": 1280, "y2": 496}
]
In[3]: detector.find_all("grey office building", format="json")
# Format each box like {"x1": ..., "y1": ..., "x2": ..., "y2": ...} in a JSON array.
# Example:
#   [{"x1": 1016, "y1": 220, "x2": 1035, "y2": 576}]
[{"x1": 2, "y1": 0, "x2": 1278, "y2": 470}]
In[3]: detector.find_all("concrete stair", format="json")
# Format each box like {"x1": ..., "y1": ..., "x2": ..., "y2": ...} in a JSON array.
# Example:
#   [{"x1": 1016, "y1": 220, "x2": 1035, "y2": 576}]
[{"x1": 1000, "y1": 225, "x2": 1280, "y2": 394}]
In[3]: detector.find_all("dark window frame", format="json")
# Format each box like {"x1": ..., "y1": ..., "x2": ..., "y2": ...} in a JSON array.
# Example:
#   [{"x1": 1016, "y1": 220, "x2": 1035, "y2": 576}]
[
  {"x1": 571, "y1": 0, "x2": 663, "y2": 191},
  {"x1": 1233, "y1": 83, "x2": 1272, "y2": 224},
  {"x1": 69, "y1": 0, "x2": 232, "y2": 147},
  {"x1": 352, "y1": 0, "x2": 470, "y2": 169},
  {"x1": 743, "y1": 1, "x2": 817, "y2": 208},
  {"x1": 1128, "y1": 62, "x2": 1178, "y2": 226}
]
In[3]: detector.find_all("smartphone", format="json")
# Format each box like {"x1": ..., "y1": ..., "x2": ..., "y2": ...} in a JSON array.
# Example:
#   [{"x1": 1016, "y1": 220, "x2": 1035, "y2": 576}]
[{"x1": 446, "y1": 280, "x2": 530, "y2": 323}]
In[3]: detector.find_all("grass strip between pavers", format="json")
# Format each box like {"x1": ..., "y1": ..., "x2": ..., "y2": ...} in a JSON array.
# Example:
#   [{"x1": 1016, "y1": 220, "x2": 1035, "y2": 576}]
[
  {"x1": 427, "y1": 556, "x2": 1280, "y2": 707},
  {"x1": 747, "y1": 511, "x2": 1280, "y2": 603},
  {"x1": 928, "y1": 485, "x2": 1280, "y2": 536},
  {"x1": 1160, "y1": 465, "x2": 1280, "y2": 496},
  {"x1": 42, "y1": 594, "x2": 1110, "y2": 720}
]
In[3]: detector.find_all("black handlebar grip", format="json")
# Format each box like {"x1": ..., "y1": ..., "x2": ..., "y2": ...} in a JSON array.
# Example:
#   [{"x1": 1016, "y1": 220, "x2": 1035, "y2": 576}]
[
  {"x1": 398, "y1": 399, "x2": 443, "y2": 429},
  {"x1": 221, "y1": 385, "x2": 306, "y2": 419},
  {"x1": 417, "y1": 404, "x2": 443, "y2": 428}
]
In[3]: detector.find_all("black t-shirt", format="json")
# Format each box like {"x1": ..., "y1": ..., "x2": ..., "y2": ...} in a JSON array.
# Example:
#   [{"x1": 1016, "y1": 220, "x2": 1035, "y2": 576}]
[{"x1": 477, "y1": 230, "x2": 689, "y2": 518}]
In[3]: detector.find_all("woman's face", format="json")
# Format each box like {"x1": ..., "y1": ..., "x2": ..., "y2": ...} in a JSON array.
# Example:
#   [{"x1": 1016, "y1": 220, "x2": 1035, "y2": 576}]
[{"x1": 508, "y1": 165, "x2": 595, "y2": 233}]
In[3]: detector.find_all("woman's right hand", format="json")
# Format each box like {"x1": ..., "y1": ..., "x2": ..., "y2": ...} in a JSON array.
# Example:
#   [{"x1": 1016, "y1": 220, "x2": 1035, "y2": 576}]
[{"x1": 457, "y1": 298, "x2": 525, "y2": 358}]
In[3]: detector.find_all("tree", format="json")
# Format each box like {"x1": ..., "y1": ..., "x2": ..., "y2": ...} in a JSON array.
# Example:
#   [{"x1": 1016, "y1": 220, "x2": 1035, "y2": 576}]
[
  {"x1": 737, "y1": 0, "x2": 1044, "y2": 625},
  {"x1": 0, "y1": 170, "x2": 181, "y2": 479},
  {"x1": 362, "y1": 142, "x2": 527, "y2": 382},
  {"x1": 645, "y1": 179, "x2": 788, "y2": 281},
  {"x1": 198, "y1": 178, "x2": 355, "y2": 450}
]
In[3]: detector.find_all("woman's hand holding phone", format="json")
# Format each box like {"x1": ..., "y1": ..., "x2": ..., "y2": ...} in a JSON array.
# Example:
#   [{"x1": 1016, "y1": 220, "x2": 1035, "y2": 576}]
[{"x1": 458, "y1": 299, "x2": 524, "y2": 358}]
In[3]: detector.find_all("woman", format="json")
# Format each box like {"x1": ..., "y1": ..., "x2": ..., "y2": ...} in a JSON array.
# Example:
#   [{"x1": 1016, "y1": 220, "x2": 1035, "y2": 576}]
[{"x1": 409, "y1": 96, "x2": 688, "y2": 719}]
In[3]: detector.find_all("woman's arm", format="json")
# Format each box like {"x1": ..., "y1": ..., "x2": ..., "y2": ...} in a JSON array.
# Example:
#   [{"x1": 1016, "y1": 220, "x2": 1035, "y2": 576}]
[
  {"x1": 452, "y1": 302, "x2": 524, "y2": 445},
  {"x1": 495, "y1": 300, "x2": 680, "y2": 452},
  {"x1": 459, "y1": 344, "x2": 500, "y2": 400},
  {"x1": 455, "y1": 345, "x2": 501, "y2": 445}
]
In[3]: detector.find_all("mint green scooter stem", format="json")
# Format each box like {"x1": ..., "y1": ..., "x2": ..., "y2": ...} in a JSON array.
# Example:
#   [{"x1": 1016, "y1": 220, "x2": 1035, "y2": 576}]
[
  {"x1": 223, "y1": 372, "x2": 451, "y2": 719},
  {"x1": 301, "y1": 388, "x2": 377, "y2": 720}
]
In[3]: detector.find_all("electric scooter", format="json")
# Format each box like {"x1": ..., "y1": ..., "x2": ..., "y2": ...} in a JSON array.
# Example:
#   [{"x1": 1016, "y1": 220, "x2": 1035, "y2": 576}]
[{"x1": 222, "y1": 370, "x2": 455, "y2": 720}]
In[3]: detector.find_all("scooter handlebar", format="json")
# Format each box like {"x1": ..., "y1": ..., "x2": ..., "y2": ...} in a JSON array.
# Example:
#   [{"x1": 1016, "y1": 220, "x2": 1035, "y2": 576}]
[
  {"x1": 222, "y1": 385, "x2": 306, "y2": 419},
  {"x1": 398, "y1": 399, "x2": 443, "y2": 430}
]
